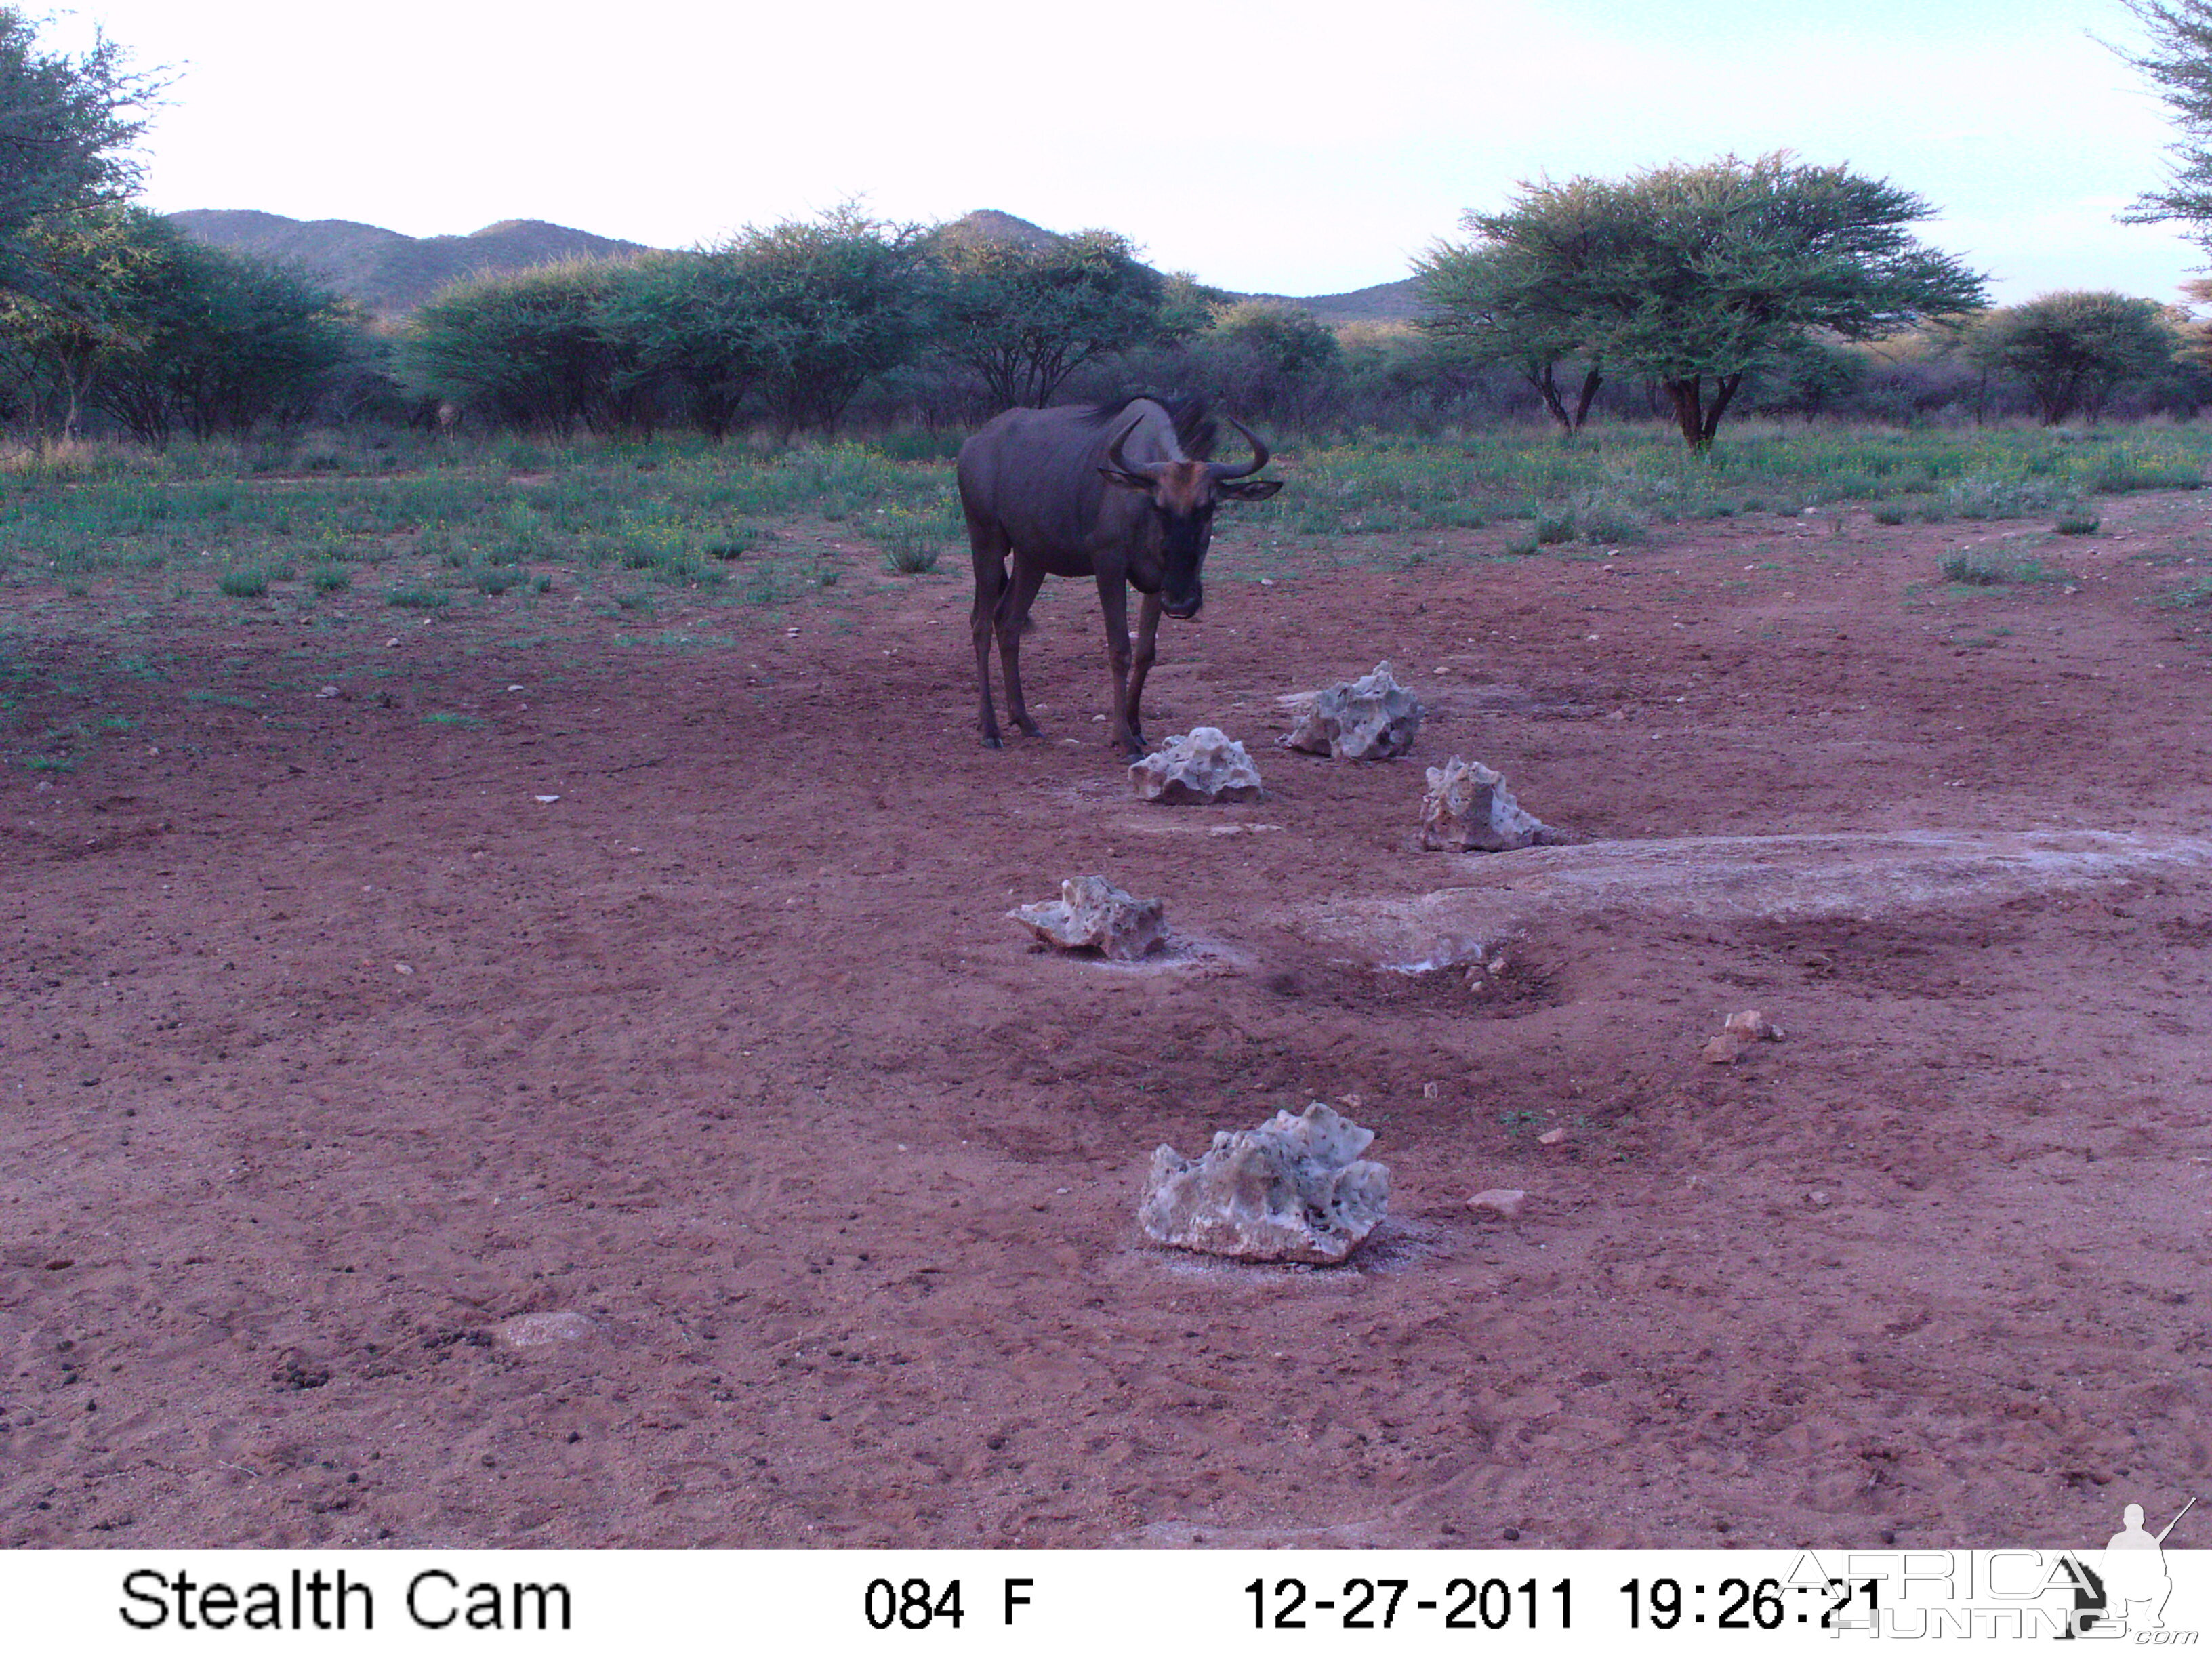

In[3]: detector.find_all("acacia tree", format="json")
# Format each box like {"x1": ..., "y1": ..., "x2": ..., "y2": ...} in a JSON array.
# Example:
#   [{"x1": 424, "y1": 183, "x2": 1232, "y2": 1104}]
[
  {"x1": 0, "y1": 9, "x2": 160, "y2": 301},
  {"x1": 718, "y1": 207, "x2": 930, "y2": 438},
  {"x1": 91, "y1": 230, "x2": 356, "y2": 443},
  {"x1": 596, "y1": 251, "x2": 762, "y2": 439},
  {"x1": 1965, "y1": 291, "x2": 2179, "y2": 424},
  {"x1": 1422, "y1": 155, "x2": 1987, "y2": 447},
  {"x1": 928, "y1": 228, "x2": 1174, "y2": 408},
  {"x1": 408, "y1": 261, "x2": 649, "y2": 436},
  {"x1": 0, "y1": 203, "x2": 166, "y2": 436},
  {"x1": 1415, "y1": 178, "x2": 1612, "y2": 434},
  {"x1": 2115, "y1": 0, "x2": 2212, "y2": 248}
]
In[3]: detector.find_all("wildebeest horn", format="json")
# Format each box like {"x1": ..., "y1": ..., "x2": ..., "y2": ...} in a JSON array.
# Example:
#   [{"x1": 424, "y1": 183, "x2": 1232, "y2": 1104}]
[
  {"x1": 1210, "y1": 415, "x2": 1271, "y2": 480},
  {"x1": 1105, "y1": 417, "x2": 1157, "y2": 479}
]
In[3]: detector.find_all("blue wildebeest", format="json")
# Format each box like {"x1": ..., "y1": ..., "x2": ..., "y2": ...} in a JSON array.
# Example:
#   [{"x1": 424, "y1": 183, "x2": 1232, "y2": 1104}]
[{"x1": 958, "y1": 395, "x2": 1281, "y2": 754}]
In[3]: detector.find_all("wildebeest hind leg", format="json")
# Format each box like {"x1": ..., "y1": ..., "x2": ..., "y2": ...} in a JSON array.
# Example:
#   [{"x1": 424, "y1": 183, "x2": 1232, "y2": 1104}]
[
  {"x1": 967, "y1": 515, "x2": 1012, "y2": 747},
  {"x1": 996, "y1": 558, "x2": 1049, "y2": 738}
]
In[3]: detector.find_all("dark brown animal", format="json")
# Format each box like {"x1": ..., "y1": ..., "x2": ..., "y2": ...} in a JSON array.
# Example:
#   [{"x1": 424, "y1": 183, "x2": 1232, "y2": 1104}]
[{"x1": 957, "y1": 395, "x2": 1280, "y2": 753}]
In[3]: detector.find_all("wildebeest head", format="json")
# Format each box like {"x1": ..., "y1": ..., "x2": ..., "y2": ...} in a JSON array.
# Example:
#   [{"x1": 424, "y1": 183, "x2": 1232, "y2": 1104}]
[{"x1": 1100, "y1": 415, "x2": 1282, "y2": 619}]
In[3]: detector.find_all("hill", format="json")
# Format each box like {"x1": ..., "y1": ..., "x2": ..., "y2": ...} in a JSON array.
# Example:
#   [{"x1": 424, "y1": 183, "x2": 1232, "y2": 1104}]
[
  {"x1": 165, "y1": 211, "x2": 653, "y2": 316},
  {"x1": 939, "y1": 209, "x2": 1422, "y2": 324},
  {"x1": 1237, "y1": 277, "x2": 1426, "y2": 324},
  {"x1": 166, "y1": 206, "x2": 1420, "y2": 324}
]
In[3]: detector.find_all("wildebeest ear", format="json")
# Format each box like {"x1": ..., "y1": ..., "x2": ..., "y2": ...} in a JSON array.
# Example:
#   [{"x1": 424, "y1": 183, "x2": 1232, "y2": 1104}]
[
  {"x1": 1098, "y1": 467, "x2": 1155, "y2": 493},
  {"x1": 1217, "y1": 478, "x2": 1283, "y2": 501}
]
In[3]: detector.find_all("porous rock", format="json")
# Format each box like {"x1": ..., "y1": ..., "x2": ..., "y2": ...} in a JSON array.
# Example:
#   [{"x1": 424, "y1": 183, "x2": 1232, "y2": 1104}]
[
  {"x1": 1009, "y1": 875, "x2": 1166, "y2": 962},
  {"x1": 1421, "y1": 756, "x2": 1554, "y2": 852},
  {"x1": 1129, "y1": 726, "x2": 1265, "y2": 804},
  {"x1": 496, "y1": 1311, "x2": 598, "y2": 1349},
  {"x1": 1139, "y1": 1101, "x2": 1389, "y2": 1264},
  {"x1": 1467, "y1": 1187, "x2": 1527, "y2": 1219},
  {"x1": 1283, "y1": 661, "x2": 1423, "y2": 760},
  {"x1": 1702, "y1": 1009, "x2": 1784, "y2": 1063},
  {"x1": 1724, "y1": 1009, "x2": 1785, "y2": 1041}
]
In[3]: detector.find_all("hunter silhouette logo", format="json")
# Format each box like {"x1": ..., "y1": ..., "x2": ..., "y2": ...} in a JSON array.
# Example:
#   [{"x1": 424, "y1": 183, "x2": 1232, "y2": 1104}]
[{"x1": 2061, "y1": 1496, "x2": 2195, "y2": 1639}]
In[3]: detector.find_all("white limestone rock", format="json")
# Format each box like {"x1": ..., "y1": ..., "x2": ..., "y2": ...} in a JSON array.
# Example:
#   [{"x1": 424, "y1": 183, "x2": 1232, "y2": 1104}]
[
  {"x1": 1420, "y1": 756, "x2": 1555, "y2": 852},
  {"x1": 1283, "y1": 661, "x2": 1423, "y2": 760},
  {"x1": 1130, "y1": 726, "x2": 1265, "y2": 804},
  {"x1": 1009, "y1": 875, "x2": 1166, "y2": 962},
  {"x1": 1139, "y1": 1101, "x2": 1390, "y2": 1264}
]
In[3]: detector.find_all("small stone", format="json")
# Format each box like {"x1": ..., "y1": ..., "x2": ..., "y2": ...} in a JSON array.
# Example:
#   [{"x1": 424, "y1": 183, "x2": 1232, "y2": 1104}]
[
  {"x1": 495, "y1": 1311, "x2": 598, "y2": 1349},
  {"x1": 1009, "y1": 875, "x2": 1166, "y2": 962},
  {"x1": 1421, "y1": 756, "x2": 1555, "y2": 852},
  {"x1": 1724, "y1": 1009, "x2": 1784, "y2": 1041},
  {"x1": 1422, "y1": 1082, "x2": 1440, "y2": 1100},
  {"x1": 1536, "y1": 1126, "x2": 1567, "y2": 1146},
  {"x1": 1282, "y1": 662, "x2": 1423, "y2": 760},
  {"x1": 1700, "y1": 1033, "x2": 1748, "y2": 1064},
  {"x1": 1467, "y1": 1187, "x2": 1526, "y2": 1218},
  {"x1": 316, "y1": 684, "x2": 340, "y2": 699},
  {"x1": 1128, "y1": 727, "x2": 1265, "y2": 804},
  {"x1": 1139, "y1": 1102, "x2": 1389, "y2": 1264}
]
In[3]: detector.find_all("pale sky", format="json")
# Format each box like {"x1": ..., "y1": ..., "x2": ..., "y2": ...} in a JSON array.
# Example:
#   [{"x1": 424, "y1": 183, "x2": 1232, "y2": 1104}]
[{"x1": 35, "y1": 0, "x2": 2209, "y2": 305}]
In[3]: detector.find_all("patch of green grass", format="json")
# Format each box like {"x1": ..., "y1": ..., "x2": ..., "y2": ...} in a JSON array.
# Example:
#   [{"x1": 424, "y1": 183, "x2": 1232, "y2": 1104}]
[
  {"x1": 218, "y1": 568, "x2": 270, "y2": 598},
  {"x1": 184, "y1": 690, "x2": 256, "y2": 708},
  {"x1": 421, "y1": 712, "x2": 484, "y2": 729},
  {"x1": 310, "y1": 564, "x2": 351, "y2": 592},
  {"x1": 386, "y1": 585, "x2": 451, "y2": 610},
  {"x1": 2053, "y1": 507, "x2": 2102, "y2": 535},
  {"x1": 23, "y1": 753, "x2": 73, "y2": 772},
  {"x1": 470, "y1": 567, "x2": 523, "y2": 594},
  {"x1": 1940, "y1": 550, "x2": 2008, "y2": 585},
  {"x1": 1870, "y1": 502, "x2": 1912, "y2": 525},
  {"x1": 863, "y1": 499, "x2": 958, "y2": 574},
  {"x1": 2160, "y1": 576, "x2": 2212, "y2": 609}
]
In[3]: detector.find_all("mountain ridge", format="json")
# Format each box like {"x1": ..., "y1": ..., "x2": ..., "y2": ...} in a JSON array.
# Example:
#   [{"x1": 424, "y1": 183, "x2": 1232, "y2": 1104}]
[{"x1": 166, "y1": 207, "x2": 1422, "y2": 324}]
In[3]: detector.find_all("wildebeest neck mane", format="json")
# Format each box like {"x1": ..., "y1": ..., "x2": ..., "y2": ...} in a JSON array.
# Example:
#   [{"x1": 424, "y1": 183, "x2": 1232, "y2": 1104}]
[{"x1": 1076, "y1": 394, "x2": 1217, "y2": 460}]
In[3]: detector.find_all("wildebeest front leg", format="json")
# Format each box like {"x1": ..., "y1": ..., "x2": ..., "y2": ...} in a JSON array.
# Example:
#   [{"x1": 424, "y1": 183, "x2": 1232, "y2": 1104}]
[
  {"x1": 995, "y1": 558, "x2": 1049, "y2": 739},
  {"x1": 967, "y1": 514, "x2": 1011, "y2": 747},
  {"x1": 1096, "y1": 573, "x2": 1145, "y2": 754},
  {"x1": 1125, "y1": 591, "x2": 1164, "y2": 751}
]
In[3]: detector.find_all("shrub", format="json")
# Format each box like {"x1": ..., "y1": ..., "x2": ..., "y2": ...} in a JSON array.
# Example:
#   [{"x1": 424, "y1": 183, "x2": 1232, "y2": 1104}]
[
  {"x1": 387, "y1": 584, "x2": 449, "y2": 609},
  {"x1": 2053, "y1": 507, "x2": 2102, "y2": 535},
  {"x1": 310, "y1": 564, "x2": 350, "y2": 592},
  {"x1": 1940, "y1": 550, "x2": 2007, "y2": 584},
  {"x1": 218, "y1": 568, "x2": 268, "y2": 597},
  {"x1": 867, "y1": 502, "x2": 950, "y2": 574}
]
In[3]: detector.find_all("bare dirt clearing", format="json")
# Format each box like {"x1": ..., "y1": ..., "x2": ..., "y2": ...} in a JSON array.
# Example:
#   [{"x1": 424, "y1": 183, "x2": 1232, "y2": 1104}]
[{"x1": 5, "y1": 492, "x2": 2211, "y2": 1548}]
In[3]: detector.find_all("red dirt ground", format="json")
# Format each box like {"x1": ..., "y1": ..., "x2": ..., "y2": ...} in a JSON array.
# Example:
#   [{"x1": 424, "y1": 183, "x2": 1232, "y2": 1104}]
[{"x1": 5, "y1": 491, "x2": 2212, "y2": 1549}]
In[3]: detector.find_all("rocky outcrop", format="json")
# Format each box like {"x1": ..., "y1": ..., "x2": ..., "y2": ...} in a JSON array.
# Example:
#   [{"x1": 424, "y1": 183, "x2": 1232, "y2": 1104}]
[
  {"x1": 1700, "y1": 1008, "x2": 1785, "y2": 1063},
  {"x1": 1129, "y1": 727, "x2": 1265, "y2": 804},
  {"x1": 1420, "y1": 756, "x2": 1555, "y2": 852},
  {"x1": 1009, "y1": 876, "x2": 1166, "y2": 962},
  {"x1": 1283, "y1": 662, "x2": 1422, "y2": 760},
  {"x1": 1139, "y1": 1101, "x2": 1389, "y2": 1264}
]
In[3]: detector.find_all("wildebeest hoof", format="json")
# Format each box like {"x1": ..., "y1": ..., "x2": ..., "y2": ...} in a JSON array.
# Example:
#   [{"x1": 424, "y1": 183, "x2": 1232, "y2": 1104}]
[
  {"x1": 983, "y1": 734, "x2": 1004, "y2": 750},
  {"x1": 1015, "y1": 719, "x2": 1044, "y2": 739}
]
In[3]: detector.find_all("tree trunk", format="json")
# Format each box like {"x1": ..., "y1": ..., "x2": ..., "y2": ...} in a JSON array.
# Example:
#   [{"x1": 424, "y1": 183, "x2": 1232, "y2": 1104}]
[
  {"x1": 1665, "y1": 377, "x2": 1706, "y2": 447},
  {"x1": 1700, "y1": 373, "x2": 1744, "y2": 443},
  {"x1": 1570, "y1": 365, "x2": 1603, "y2": 432},
  {"x1": 1523, "y1": 361, "x2": 1572, "y2": 434}
]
